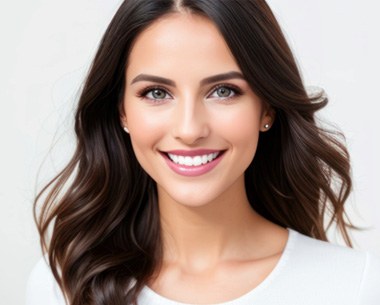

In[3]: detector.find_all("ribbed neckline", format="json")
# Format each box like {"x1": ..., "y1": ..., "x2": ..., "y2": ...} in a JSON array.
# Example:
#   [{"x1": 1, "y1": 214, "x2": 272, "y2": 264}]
[{"x1": 139, "y1": 227, "x2": 298, "y2": 305}]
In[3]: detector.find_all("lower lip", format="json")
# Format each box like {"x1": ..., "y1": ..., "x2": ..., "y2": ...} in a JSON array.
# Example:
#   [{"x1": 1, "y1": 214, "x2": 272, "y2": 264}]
[{"x1": 161, "y1": 152, "x2": 225, "y2": 177}]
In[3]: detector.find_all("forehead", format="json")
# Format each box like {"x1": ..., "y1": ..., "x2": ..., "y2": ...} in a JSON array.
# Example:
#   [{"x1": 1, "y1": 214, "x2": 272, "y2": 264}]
[{"x1": 126, "y1": 13, "x2": 240, "y2": 81}]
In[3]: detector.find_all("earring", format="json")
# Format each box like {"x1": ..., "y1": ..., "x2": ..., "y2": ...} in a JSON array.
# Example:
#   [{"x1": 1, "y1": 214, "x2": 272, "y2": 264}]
[
  {"x1": 123, "y1": 126, "x2": 129, "y2": 133},
  {"x1": 264, "y1": 123, "x2": 270, "y2": 129}
]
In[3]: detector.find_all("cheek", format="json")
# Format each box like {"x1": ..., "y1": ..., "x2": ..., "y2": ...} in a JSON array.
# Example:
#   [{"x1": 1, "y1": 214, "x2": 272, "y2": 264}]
[
  {"x1": 125, "y1": 101, "x2": 168, "y2": 163},
  {"x1": 213, "y1": 102, "x2": 262, "y2": 149}
]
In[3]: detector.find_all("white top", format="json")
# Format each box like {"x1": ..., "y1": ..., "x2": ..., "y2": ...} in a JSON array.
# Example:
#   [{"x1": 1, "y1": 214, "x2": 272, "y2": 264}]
[{"x1": 26, "y1": 228, "x2": 380, "y2": 305}]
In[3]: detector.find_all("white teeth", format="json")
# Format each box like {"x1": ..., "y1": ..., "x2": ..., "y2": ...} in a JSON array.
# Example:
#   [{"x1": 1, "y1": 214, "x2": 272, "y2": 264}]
[
  {"x1": 184, "y1": 156, "x2": 192, "y2": 166},
  {"x1": 171, "y1": 155, "x2": 179, "y2": 163},
  {"x1": 193, "y1": 156, "x2": 202, "y2": 166},
  {"x1": 178, "y1": 156, "x2": 185, "y2": 164},
  {"x1": 202, "y1": 155, "x2": 208, "y2": 164},
  {"x1": 168, "y1": 152, "x2": 221, "y2": 166}
]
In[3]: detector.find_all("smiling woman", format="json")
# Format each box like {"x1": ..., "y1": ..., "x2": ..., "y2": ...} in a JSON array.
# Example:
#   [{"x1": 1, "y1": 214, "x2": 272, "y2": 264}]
[
  {"x1": 27, "y1": 1, "x2": 380, "y2": 305},
  {"x1": 122, "y1": 14, "x2": 271, "y2": 207}
]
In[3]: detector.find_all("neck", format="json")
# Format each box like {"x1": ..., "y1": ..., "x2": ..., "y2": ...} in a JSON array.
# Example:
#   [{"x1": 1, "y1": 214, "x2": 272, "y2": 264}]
[{"x1": 157, "y1": 177, "x2": 269, "y2": 272}]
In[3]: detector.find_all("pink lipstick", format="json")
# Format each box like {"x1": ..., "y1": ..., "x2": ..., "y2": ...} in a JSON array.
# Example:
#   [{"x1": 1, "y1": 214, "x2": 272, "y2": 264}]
[{"x1": 160, "y1": 149, "x2": 226, "y2": 177}]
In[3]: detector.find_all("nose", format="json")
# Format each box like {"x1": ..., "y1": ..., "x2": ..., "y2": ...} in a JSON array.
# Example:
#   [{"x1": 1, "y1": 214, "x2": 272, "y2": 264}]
[{"x1": 171, "y1": 98, "x2": 210, "y2": 145}]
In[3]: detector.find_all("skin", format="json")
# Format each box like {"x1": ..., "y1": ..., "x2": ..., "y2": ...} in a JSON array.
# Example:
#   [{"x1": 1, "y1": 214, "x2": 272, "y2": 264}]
[{"x1": 121, "y1": 12, "x2": 288, "y2": 304}]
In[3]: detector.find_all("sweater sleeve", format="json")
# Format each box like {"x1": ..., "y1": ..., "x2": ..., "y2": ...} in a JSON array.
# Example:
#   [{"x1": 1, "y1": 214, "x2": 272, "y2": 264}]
[
  {"x1": 25, "y1": 257, "x2": 66, "y2": 305},
  {"x1": 357, "y1": 251, "x2": 380, "y2": 305}
]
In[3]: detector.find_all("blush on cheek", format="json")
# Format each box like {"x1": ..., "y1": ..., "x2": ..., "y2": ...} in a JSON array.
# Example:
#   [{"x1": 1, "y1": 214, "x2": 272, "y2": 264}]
[
  {"x1": 218, "y1": 109, "x2": 261, "y2": 140},
  {"x1": 219, "y1": 111, "x2": 261, "y2": 161},
  {"x1": 127, "y1": 105, "x2": 160, "y2": 135},
  {"x1": 126, "y1": 108, "x2": 169, "y2": 167}
]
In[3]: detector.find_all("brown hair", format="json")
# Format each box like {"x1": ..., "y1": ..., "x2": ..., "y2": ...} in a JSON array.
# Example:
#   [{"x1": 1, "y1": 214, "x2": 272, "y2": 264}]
[{"x1": 34, "y1": 0, "x2": 360, "y2": 304}]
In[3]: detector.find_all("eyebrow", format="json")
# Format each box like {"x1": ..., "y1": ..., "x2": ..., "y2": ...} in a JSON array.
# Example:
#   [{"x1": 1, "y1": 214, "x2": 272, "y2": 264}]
[{"x1": 130, "y1": 71, "x2": 245, "y2": 86}]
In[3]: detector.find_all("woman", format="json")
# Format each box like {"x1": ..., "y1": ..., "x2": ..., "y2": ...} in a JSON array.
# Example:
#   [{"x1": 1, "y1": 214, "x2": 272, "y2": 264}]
[{"x1": 27, "y1": 0, "x2": 380, "y2": 305}]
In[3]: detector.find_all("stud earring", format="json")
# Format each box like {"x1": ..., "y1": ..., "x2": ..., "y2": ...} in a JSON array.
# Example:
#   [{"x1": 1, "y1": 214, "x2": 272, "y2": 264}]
[
  {"x1": 123, "y1": 126, "x2": 129, "y2": 133},
  {"x1": 264, "y1": 124, "x2": 270, "y2": 129}
]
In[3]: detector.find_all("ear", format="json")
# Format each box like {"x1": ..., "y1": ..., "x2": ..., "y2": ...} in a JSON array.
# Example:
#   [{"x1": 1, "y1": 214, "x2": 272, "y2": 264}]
[
  {"x1": 119, "y1": 102, "x2": 129, "y2": 133},
  {"x1": 260, "y1": 105, "x2": 276, "y2": 132}
]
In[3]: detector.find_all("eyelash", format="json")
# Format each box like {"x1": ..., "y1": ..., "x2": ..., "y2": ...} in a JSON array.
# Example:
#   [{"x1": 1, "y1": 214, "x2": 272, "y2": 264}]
[
  {"x1": 211, "y1": 84, "x2": 243, "y2": 101},
  {"x1": 136, "y1": 83, "x2": 243, "y2": 103},
  {"x1": 136, "y1": 85, "x2": 172, "y2": 102}
]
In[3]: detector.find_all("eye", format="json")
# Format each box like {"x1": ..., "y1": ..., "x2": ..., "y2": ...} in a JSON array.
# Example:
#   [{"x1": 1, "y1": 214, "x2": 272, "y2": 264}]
[
  {"x1": 208, "y1": 85, "x2": 241, "y2": 100},
  {"x1": 145, "y1": 88, "x2": 170, "y2": 100},
  {"x1": 136, "y1": 86, "x2": 172, "y2": 104}
]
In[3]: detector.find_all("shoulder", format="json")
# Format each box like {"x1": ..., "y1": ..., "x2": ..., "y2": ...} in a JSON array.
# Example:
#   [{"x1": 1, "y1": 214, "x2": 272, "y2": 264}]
[
  {"x1": 287, "y1": 229, "x2": 380, "y2": 304},
  {"x1": 356, "y1": 251, "x2": 380, "y2": 304},
  {"x1": 290, "y1": 229, "x2": 369, "y2": 262},
  {"x1": 26, "y1": 257, "x2": 66, "y2": 305}
]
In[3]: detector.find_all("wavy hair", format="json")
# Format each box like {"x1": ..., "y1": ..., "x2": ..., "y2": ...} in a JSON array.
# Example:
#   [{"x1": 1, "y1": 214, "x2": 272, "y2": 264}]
[{"x1": 34, "y1": 0, "x2": 359, "y2": 304}]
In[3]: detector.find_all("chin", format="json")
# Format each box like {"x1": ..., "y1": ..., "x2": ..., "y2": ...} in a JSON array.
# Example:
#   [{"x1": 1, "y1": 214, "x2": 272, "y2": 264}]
[
  {"x1": 176, "y1": 197, "x2": 215, "y2": 208},
  {"x1": 158, "y1": 183, "x2": 228, "y2": 209}
]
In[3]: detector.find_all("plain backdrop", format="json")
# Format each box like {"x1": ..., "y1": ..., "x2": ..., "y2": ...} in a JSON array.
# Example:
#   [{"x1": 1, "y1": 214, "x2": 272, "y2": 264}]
[{"x1": 1, "y1": 1, "x2": 379, "y2": 304}]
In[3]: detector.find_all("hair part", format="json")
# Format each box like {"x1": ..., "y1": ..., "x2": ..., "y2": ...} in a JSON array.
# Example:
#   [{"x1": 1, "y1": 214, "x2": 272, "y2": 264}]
[{"x1": 34, "y1": 1, "x2": 361, "y2": 304}]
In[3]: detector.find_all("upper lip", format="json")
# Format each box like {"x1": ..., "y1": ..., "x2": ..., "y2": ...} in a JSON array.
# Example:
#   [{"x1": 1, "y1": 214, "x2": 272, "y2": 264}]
[{"x1": 162, "y1": 149, "x2": 225, "y2": 157}]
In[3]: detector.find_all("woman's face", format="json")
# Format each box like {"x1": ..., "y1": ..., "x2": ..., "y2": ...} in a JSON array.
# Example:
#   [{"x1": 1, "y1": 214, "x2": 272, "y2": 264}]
[{"x1": 122, "y1": 13, "x2": 273, "y2": 207}]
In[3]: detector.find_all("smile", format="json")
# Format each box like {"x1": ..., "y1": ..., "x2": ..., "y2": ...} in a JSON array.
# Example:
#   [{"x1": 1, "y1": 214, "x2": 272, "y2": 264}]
[
  {"x1": 160, "y1": 149, "x2": 226, "y2": 177},
  {"x1": 168, "y1": 152, "x2": 219, "y2": 166}
]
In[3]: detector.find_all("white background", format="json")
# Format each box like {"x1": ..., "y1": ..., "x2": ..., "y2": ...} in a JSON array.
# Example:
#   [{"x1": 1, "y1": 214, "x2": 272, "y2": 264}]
[{"x1": 0, "y1": 1, "x2": 379, "y2": 304}]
